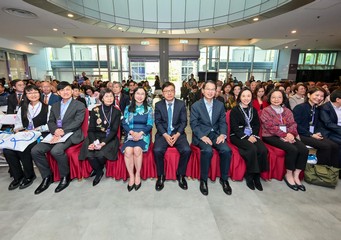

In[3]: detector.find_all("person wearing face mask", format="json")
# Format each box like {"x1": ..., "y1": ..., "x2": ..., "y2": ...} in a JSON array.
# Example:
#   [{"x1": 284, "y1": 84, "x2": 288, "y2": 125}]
[
  {"x1": 293, "y1": 87, "x2": 339, "y2": 168},
  {"x1": 230, "y1": 88, "x2": 268, "y2": 191}
]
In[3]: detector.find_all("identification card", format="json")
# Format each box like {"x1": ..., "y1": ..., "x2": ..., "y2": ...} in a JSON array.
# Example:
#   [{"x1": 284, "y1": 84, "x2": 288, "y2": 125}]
[
  {"x1": 27, "y1": 122, "x2": 34, "y2": 130},
  {"x1": 106, "y1": 128, "x2": 110, "y2": 137},
  {"x1": 57, "y1": 119, "x2": 62, "y2": 128},
  {"x1": 244, "y1": 127, "x2": 252, "y2": 136},
  {"x1": 309, "y1": 125, "x2": 315, "y2": 134},
  {"x1": 279, "y1": 125, "x2": 287, "y2": 133}
]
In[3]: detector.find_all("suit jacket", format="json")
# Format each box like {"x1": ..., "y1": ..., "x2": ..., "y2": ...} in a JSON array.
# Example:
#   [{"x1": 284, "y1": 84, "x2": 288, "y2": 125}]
[
  {"x1": 230, "y1": 106, "x2": 261, "y2": 139},
  {"x1": 115, "y1": 93, "x2": 130, "y2": 112},
  {"x1": 41, "y1": 93, "x2": 61, "y2": 106},
  {"x1": 190, "y1": 98, "x2": 227, "y2": 145},
  {"x1": 154, "y1": 98, "x2": 187, "y2": 138},
  {"x1": 48, "y1": 98, "x2": 86, "y2": 145},
  {"x1": 319, "y1": 101, "x2": 341, "y2": 137},
  {"x1": 7, "y1": 92, "x2": 24, "y2": 114},
  {"x1": 293, "y1": 102, "x2": 322, "y2": 137}
]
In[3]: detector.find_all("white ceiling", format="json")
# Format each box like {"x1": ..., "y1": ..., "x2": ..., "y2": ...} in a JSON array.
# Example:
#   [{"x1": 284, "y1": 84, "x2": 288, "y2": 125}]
[{"x1": 0, "y1": 0, "x2": 340, "y2": 52}]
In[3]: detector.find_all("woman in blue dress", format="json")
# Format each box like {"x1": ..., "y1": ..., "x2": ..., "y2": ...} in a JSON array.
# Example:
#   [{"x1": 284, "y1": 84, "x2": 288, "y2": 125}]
[{"x1": 122, "y1": 86, "x2": 153, "y2": 191}]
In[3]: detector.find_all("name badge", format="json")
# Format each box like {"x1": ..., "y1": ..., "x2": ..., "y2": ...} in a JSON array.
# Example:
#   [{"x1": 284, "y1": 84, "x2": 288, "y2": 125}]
[
  {"x1": 57, "y1": 119, "x2": 62, "y2": 128},
  {"x1": 309, "y1": 125, "x2": 315, "y2": 134},
  {"x1": 279, "y1": 125, "x2": 287, "y2": 133},
  {"x1": 27, "y1": 122, "x2": 34, "y2": 130},
  {"x1": 106, "y1": 128, "x2": 110, "y2": 137},
  {"x1": 244, "y1": 127, "x2": 252, "y2": 136}
]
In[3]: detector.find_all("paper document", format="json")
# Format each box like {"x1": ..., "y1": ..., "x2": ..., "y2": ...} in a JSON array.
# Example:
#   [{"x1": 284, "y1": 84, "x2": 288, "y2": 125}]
[
  {"x1": 41, "y1": 132, "x2": 73, "y2": 144},
  {"x1": 0, "y1": 114, "x2": 16, "y2": 125}
]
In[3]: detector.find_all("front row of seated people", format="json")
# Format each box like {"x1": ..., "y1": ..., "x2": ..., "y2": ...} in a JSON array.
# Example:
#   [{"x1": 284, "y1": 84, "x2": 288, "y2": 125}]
[{"x1": 3, "y1": 80, "x2": 341, "y2": 196}]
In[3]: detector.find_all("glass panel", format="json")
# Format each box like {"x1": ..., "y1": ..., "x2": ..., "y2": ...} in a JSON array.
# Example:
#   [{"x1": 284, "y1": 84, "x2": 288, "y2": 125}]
[
  {"x1": 72, "y1": 45, "x2": 98, "y2": 61},
  {"x1": 227, "y1": 69, "x2": 249, "y2": 83},
  {"x1": 229, "y1": 46, "x2": 252, "y2": 62},
  {"x1": 208, "y1": 46, "x2": 220, "y2": 59},
  {"x1": 110, "y1": 72, "x2": 120, "y2": 82},
  {"x1": 98, "y1": 45, "x2": 108, "y2": 61},
  {"x1": 298, "y1": 53, "x2": 304, "y2": 65},
  {"x1": 109, "y1": 46, "x2": 121, "y2": 70},
  {"x1": 199, "y1": 47, "x2": 207, "y2": 71},
  {"x1": 121, "y1": 46, "x2": 129, "y2": 71},
  {"x1": 254, "y1": 47, "x2": 277, "y2": 62},
  {"x1": 304, "y1": 53, "x2": 316, "y2": 65},
  {"x1": 329, "y1": 53, "x2": 337, "y2": 65},
  {"x1": 317, "y1": 53, "x2": 328, "y2": 65},
  {"x1": 51, "y1": 46, "x2": 71, "y2": 61}
]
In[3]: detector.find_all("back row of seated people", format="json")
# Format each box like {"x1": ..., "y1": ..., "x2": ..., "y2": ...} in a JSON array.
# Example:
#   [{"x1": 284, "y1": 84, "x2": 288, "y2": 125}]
[{"x1": 3, "y1": 80, "x2": 341, "y2": 196}]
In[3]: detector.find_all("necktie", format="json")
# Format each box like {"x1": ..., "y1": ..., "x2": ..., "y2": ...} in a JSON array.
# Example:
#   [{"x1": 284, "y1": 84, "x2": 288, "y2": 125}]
[
  {"x1": 17, "y1": 93, "x2": 22, "y2": 104},
  {"x1": 44, "y1": 95, "x2": 48, "y2": 104},
  {"x1": 115, "y1": 95, "x2": 120, "y2": 110},
  {"x1": 167, "y1": 103, "x2": 172, "y2": 135}
]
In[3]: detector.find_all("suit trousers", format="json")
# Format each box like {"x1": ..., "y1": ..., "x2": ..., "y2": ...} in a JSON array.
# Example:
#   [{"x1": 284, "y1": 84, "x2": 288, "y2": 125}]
[
  {"x1": 300, "y1": 136, "x2": 339, "y2": 168},
  {"x1": 3, "y1": 141, "x2": 37, "y2": 181},
  {"x1": 88, "y1": 157, "x2": 106, "y2": 175},
  {"x1": 230, "y1": 136, "x2": 268, "y2": 174},
  {"x1": 262, "y1": 136, "x2": 308, "y2": 171},
  {"x1": 153, "y1": 134, "x2": 191, "y2": 176},
  {"x1": 31, "y1": 139, "x2": 73, "y2": 179},
  {"x1": 196, "y1": 131, "x2": 231, "y2": 181}
]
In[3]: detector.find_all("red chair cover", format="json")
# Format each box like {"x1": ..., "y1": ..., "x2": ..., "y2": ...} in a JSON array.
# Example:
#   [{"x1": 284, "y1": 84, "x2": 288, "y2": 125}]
[
  {"x1": 47, "y1": 109, "x2": 89, "y2": 182},
  {"x1": 164, "y1": 147, "x2": 180, "y2": 180},
  {"x1": 262, "y1": 143, "x2": 286, "y2": 181}
]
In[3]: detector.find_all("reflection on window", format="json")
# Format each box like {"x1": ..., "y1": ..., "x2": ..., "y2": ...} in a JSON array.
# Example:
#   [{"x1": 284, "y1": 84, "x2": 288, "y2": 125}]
[
  {"x1": 298, "y1": 51, "x2": 337, "y2": 70},
  {"x1": 229, "y1": 46, "x2": 252, "y2": 62},
  {"x1": 73, "y1": 45, "x2": 98, "y2": 61},
  {"x1": 304, "y1": 53, "x2": 316, "y2": 65}
]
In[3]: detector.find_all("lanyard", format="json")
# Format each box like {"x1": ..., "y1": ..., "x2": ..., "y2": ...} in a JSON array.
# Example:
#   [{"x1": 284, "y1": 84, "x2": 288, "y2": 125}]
[
  {"x1": 101, "y1": 105, "x2": 113, "y2": 128},
  {"x1": 239, "y1": 104, "x2": 252, "y2": 128},
  {"x1": 310, "y1": 105, "x2": 316, "y2": 125},
  {"x1": 28, "y1": 102, "x2": 41, "y2": 122}
]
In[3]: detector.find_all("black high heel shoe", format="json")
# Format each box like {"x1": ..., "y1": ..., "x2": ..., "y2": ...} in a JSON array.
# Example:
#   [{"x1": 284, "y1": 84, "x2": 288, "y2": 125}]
[
  {"x1": 284, "y1": 176, "x2": 298, "y2": 191},
  {"x1": 127, "y1": 183, "x2": 135, "y2": 192},
  {"x1": 135, "y1": 182, "x2": 141, "y2": 191}
]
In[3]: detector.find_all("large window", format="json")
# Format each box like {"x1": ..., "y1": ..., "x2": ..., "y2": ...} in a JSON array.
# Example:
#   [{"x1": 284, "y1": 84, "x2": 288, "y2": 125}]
[{"x1": 298, "y1": 51, "x2": 337, "y2": 70}]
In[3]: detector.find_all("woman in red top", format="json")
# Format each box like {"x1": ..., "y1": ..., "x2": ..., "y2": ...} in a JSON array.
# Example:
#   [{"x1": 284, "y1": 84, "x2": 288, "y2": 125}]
[
  {"x1": 260, "y1": 89, "x2": 309, "y2": 191},
  {"x1": 252, "y1": 85, "x2": 269, "y2": 112}
]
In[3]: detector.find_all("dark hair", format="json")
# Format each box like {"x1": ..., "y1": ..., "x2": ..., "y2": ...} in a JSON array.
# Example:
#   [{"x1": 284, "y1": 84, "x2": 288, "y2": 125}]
[
  {"x1": 306, "y1": 87, "x2": 326, "y2": 102},
  {"x1": 162, "y1": 82, "x2": 175, "y2": 91},
  {"x1": 83, "y1": 86, "x2": 95, "y2": 94},
  {"x1": 264, "y1": 83, "x2": 275, "y2": 96},
  {"x1": 253, "y1": 85, "x2": 266, "y2": 100},
  {"x1": 294, "y1": 83, "x2": 307, "y2": 94},
  {"x1": 11, "y1": 79, "x2": 24, "y2": 87},
  {"x1": 230, "y1": 85, "x2": 241, "y2": 99},
  {"x1": 22, "y1": 85, "x2": 43, "y2": 125},
  {"x1": 203, "y1": 80, "x2": 217, "y2": 90},
  {"x1": 236, "y1": 88, "x2": 252, "y2": 106},
  {"x1": 128, "y1": 87, "x2": 148, "y2": 113},
  {"x1": 330, "y1": 88, "x2": 341, "y2": 102},
  {"x1": 99, "y1": 88, "x2": 114, "y2": 102},
  {"x1": 57, "y1": 81, "x2": 72, "y2": 91},
  {"x1": 267, "y1": 89, "x2": 287, "y2": 105},
  {"x1": 222, "y1": 83, "x2": 232, "y2": 94},
  {"x1": 72, "y1": 85, "x2": 81, "y2": 90}
]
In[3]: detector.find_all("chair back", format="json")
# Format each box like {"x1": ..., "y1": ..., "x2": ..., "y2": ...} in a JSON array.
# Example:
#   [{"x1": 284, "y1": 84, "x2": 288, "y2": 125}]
[{"x1": 82, "y1": 109, "x2": 90, "y2": 138}]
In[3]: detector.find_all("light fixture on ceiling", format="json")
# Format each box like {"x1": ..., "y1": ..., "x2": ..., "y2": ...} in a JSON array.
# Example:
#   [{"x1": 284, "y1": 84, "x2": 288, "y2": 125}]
[
  {"x1": 179, "y1": 39, "x2": 188, "y2": 44},
  {"x1": 2, "y1": 8, "x2": 37, "y2": 19},
  {"x1": 291, "y1": 30, "x2": 297, "y2": 34},
  {"x1": 253, "y1": 17, "x2": 259, "y2": 21},
  {"x1": 307, "y1": 49, "x2": 311, "y2": 51},
  {"x1": 67, "y1": 13, "x2": 74, "y2": 18},
  {"x1": 29, "y1": 42, "x2": 33, "y2": 45},
  {"x1": 53, "y1": 28, "x2": 58, "y2": 31},
  {"x1": 118, "y1": 27, "x2": 123, "y2": 30},
  {"x1": 205, "y1": 28, "x2": 210, "y2": 32},
  {"x1": 285, "y1": 46, "x2": 288, "y2": 48},
  {"x1": 162, "y1": 30, "x2": 167, "y2": 34}
]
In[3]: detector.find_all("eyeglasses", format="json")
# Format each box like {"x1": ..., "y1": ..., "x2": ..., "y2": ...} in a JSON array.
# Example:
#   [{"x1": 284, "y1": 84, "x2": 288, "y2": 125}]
[
  {"x1": 26, "y1": 91, "x2": 40, "y2": 95},
  {"x1": 163, "y1": 90, "x2": 175, "y2": 94}
]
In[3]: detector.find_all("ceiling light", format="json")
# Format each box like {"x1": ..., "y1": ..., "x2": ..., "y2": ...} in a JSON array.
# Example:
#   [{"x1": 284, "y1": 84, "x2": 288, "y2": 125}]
[
  {"x1": 67, "y1": 13, "x2": 74, "y2": 18},
  {"x1": 118, "y1": 27, "x2": 123, "y2": 30},
  {"x1": 307, "y1": 49, "x2": 311, "y2": 51},
  {"x1": 29, "y1": 42, "x2": 33, "y2": 45},
  {"x1": 205, "y1": 28, "x2": 210, "y2": 32},
  {"x1": 285, "y1": 46, "x2": 288, "y2": 48},
  {"x1": 291, "y1": 30, "x2": 297, "y2": 34},
  {"x1": 179, "y1": 39, "x2": 188, "y2": 44},
  {"x1": 253, "y1": 17, "x2": 259, "y2": 21},
  {"x1": 162, "y1": 31, "x2": 167, "y2": 34},
  {"x1": 53, "y1": 28, "x2": 58, "y2": 31}
]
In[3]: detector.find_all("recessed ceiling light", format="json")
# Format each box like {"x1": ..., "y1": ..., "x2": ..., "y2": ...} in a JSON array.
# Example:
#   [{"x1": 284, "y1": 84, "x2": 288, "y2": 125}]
[
  {"x1": 285, "y1": 46, "x2": 288, "y2": 48},
  {"x1": 307, "y1": 49, "x2": 311, "y2": 51},
  {"x1": 205, "y1": 28, "x2": 210, "y2": 32},
  {"x1": 253, "y1": 17, "x2": 259, "y2": 21},
  {"x1": 162, "y1": 31, "x2": 167, "y2": 34},
  {"x1": 118, "y1": 27, "x2": 123, "y2": 30},
  {"x1": 67, "y1": 13, "x2": 74, "y2": 18},
  {"x1": 291, "y1": 30, "x2": 297, "y2": 34},
  {"x1": 29, "y1": 42, "x2": 33, "y2": 45},
  {"x1": 53, "y1": 28, "x2": 58, "y2": 31}
]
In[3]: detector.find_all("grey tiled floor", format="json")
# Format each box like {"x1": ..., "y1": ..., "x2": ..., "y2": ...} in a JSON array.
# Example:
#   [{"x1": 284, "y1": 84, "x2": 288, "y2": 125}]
[{"x1": 1, "y1": 167, "x2": 341, "y2": 240}]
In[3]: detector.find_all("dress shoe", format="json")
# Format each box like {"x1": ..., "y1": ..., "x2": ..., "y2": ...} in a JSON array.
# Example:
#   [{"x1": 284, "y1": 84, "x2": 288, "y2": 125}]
[
  {"x1": 34, "y1": 175, "x2": 53, "y2": 195},
  {"x1": 245, "y1": 173, "x2": 255, "y2": 190},
  {"x1": 92, "y1": 171, "x2": 104, "y2": 186},
  {"x1": 127, "y1": 183, "x2": 135, "y2": 192},
  {"x1": 253, "y1": 174, "x2": 263, "y2": 191},
  {"x1": 135, "y1": 182, "x2": 142, "y2": 191},
  {"x1": 219, "y1": 178, "x2": 232, "y2": 195},
  {"x1": 177, "y1": 175, "x2": 188, "y2": 190},
  {"x1": 296, "y1": 184, "x2": 306, "y2": 192},
  {"x1": 283, "y1": 176, "x2": 298, "y2": 191},
  {"x1": 55, "y1": 175, "x2": 70, "y2": 193},
  {"x1": 155, "y1": 175, "x2": 165, "y2": 191},
  {"x1": 89, "y1": 170, "x2": 96, "y2": 178},
  {"x1": 19, "y1": 175, "x2": 36, "y2": 190},
  {"x1": 8, "y1": 178, "x2": 23, "y2": 191},
  {"x1": 199, "y1": 180, "x2": 208, "y2": 196}
]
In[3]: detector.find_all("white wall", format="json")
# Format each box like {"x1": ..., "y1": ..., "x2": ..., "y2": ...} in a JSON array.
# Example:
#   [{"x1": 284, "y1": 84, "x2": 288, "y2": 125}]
[
  {"x1": 27, "y1": 48, "x2": 52, "y2": 80},
  {"x1": 276, "y1": 49, "x2": 291, "y2": 80}
]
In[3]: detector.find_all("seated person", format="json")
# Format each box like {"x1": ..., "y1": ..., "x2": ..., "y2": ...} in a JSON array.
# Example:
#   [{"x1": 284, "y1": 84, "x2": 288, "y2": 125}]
[
  {"x1": 4, "y1": 85, "x2": 50, "y2": 190},
  {"x1": 190, "y1": 80, "x2": 232, "y2": 196},
  {"x1": 226, "y1": 85, "x2": 241, "y2": 110},
  {"x1": 112, "y1": 81, "x2": 130, "y2": 112},
  {"x1": 7, "y1": 79, "x2": 25, "y2": 114},
  {"x1": 72, "y1": 85, "x2": 86, "y2": 106},
  {"x1": 289, "y1": 83, "x2": 307, "y2": 110},
  {"x1": 40, "y1": 81, "x2": 61, "y2": 106},
  {"x1": 0, "y1": 83, "x2": 9, "y2": 107},
  {"x1": 260, "y1": 89, "x2": 308, "y2": 191},
  {"x1": 230, "y1": 88, "x2": 268, "y2": 191},
  {"x1": 79, "y1": 88, "x2": 121, "y2": 186},
  {"x1": 293, "y1": 87, "x2": 339, "y2": 168},
  {"x1": 122, "y1": 87, "x2": 153, "y2": 192},
  {"x1": 319, "y1": 88, "x2": 341, "y2": 168},
  {"x1": 153, "y1": 82, "x2": 191, "y2": 191},
  {"x1": 31, "y1": 81, "x2": 86, "y2": 194}
]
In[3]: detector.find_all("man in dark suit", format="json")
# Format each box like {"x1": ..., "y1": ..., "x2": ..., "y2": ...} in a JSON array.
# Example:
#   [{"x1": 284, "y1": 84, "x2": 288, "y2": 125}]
[
  {"x1": 7, "y1": 79, "x2": 25, "y2": 114},
  {"x1": 112, "y1": 81, "x2": 130, "y2": 112},
  {"x1": 32, "y1": 81, "x2": 86, "y2": 194},
  {"x1": 320, "y1": 88, "x2": 341, "y2": 167},
  {"x1": 40, "y1": 81, "x2": 61, "y2": 106},
  {"x1": 153, "y1": 82, "x2": 191, "y2": 191},
  {"x1": 190, "y1": 80, "x2": 232, "y2": 196}
]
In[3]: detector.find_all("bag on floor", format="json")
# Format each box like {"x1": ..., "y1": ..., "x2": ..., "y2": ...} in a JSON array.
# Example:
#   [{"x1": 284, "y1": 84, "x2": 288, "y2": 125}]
[{"x1": 304, "y1": 164, "x2": 339, "y2": 188}]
